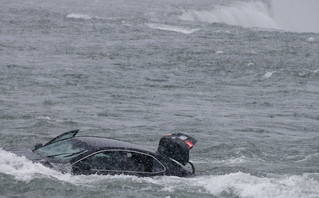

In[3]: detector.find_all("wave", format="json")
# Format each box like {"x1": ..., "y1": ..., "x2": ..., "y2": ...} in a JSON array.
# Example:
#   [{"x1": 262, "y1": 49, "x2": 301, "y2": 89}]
[
  {"x1": 263, "y1": 71, "x2": 276, "y2": 79},
  {"x1": 178, "y1": 2, "x2": 279, "y2": 30},
  {"x1": 0, "y1": 148, "x2": 61, "y2": 181},
  {"x1": 201, "y1": 172, "x2": 319, "y2": 198},
  {"x1": 65, "y1": 14, "x2": 200, "y2": 34},
  {"x1": 179, "y1": 1, "x2": 319, "y2": 33},
  {"x1": 66, "y1": 13, "x2": 93, "y2": 20},
  {"x1": 1, "y1": 148, "x2": 318, "y2": 197},
  {"x1": 147, "y1": 23, "x2": 200, "y2": 34}
]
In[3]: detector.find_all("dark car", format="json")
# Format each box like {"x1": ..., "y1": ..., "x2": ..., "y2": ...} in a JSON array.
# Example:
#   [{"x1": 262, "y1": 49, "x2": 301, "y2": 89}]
[{"x1": 13, "y1": 130, "x2": 197, "y2": 177}]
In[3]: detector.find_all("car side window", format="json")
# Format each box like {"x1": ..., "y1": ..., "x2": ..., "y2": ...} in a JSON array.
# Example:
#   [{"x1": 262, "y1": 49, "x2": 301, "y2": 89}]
[
  {"x1": 34, "y1": 139, "x2": 87, "y2": 162},
  {"x1": 75, "y1": 150, "x2": 165, "y2": 173}
]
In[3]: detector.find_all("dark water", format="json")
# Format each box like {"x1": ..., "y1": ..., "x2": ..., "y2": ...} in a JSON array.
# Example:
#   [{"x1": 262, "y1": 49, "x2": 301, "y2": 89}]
[{"x1": 1, "y1": 0, "x2": 319, "y2": 197}]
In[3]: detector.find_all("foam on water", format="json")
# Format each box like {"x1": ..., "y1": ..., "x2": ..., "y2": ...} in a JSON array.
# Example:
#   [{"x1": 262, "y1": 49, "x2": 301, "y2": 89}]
[
  {"x1": 147, "y1": 23, "x2": 200, "y2": 34},
  {"x1": 0, "y1": 148, "x2": 60, "y2": 181},
  {"x1": 263, "y1": 71, "x2": 276, "y2": 79},
  {"x1": 201, "y1": 172, "x2": 319, "y2": 198},
  {"x1": 0, "y1": 148, "x2": 127, "y2": 187},
  {"x1": 66, "y1": 13, "x2": 93, "y2": 20},
  {"x1": 1, "y1": 148, "x2": 318, "y2": 198},
  {"x1": 307, "y1": 37, "x2": 315, "y2": 42}
]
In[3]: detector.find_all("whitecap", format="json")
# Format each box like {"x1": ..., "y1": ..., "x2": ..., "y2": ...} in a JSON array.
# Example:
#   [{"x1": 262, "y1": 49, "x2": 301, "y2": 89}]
[
  {"x1": 247, "y1": 62, "x2": 255, "y2": 66},
  {"x1": 147, "y1": 23, "x2": 200, "y2": 34},
  {"x1": 178, "y1": 2, "x2": 280, "y2": 30},
  {"x1": 307, "y1": 37, "x2": 315, "y2": 42},
  {"x1": 263, "y1": 71, "x2": 275, "y2": 79},
  {"x1": 66, "y1": 13, "x2": 92, "y2": 20},
  {"x1": 126, "y1": 172, "x2": 319, "y2": 198},
  {"x1": 179, "y1": 0, "x2": 319, "y2": 33},
  {"x1": 216, "y1": 50, "x2": 224, "y2": 54},
  {"x1": 0, "y1": 148, "x2": 58, "y2": 181},
  {"x1": 1, "y1": 148, "x2": 319, "y2": 197},
  {"x1": 37, "y1": 116, "x2": 51, "y2": 120},
  {"x1": 296, "y1": 153, "x2": 319, "y2": 163},
  {"x1": 202, "y1": 172, "x2": 319, "y2": 198}
]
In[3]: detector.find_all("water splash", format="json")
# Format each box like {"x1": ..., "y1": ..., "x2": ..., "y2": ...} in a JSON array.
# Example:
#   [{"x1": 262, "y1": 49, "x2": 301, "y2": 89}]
[
  {"x1": 179, "y1": 0, "x2": 319, "y2": 33},
  {"x1": 179, "y1": 2, "x2": 279, "y2": 30},
  {"x1": 1, "y1": 148, "x2": 318, "y2": 198},
  {"x1": 202, "y1": 172, "x2": 319, "y2": 198},
  {"x1": 0, "y1": 148, "x2": 60, "y2": 181}
]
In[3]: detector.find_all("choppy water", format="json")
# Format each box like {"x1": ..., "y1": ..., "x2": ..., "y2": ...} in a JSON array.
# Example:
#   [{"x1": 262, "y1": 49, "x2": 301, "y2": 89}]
[{"x1": 1, "y1": 0, "x2": 319, "y2": 197}]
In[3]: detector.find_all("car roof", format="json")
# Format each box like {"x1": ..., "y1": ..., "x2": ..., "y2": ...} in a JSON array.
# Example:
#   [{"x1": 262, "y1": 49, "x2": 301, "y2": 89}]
[{"x1": 74, "y1": 136, "x2": 156, "y2": 154}]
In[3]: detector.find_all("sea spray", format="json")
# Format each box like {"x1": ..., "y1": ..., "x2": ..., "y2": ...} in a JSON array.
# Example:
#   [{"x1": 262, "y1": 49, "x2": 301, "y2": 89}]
[
  {"x1": 179, "y1": 0, "x2": 319, "y2": 33},
  {"x1": 1, "y1": 148, "x2": 318, "y2": 198},
  {"x1": 178, "y1": 2, "x2": 279, "y2": 29}
]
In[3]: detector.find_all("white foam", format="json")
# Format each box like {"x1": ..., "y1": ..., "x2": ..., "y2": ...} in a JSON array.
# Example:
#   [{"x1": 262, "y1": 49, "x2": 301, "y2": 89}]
[
  {"x1": 147, "y1": 23, "x2": 200, "y2": 34},
  {"x1": 296, "y1": 153, "x2": 319, "y2": 163},
  {"x1": 1, "y1": 148, "x2": 318, "y2": 197},
  {"x1": 263, "y1": 71, "x2": 276, "y2": 79},
  {"x1": 37, "y1": 116, "x2": 52, "y2": 120},
  {"x1": 307, "y1": 37, "x2": 315, "y2": 42},
  {"x1": 131, "y1": 172, "x2": 319, "y2": 198},
  {"x1": 66, "y1": 13, "x2": 92, "y2": 20},
  {"x1": 263, "y1": 72, "x2": 274, "y2": 79},
  {"x1": 0, "y1": 148, "x2": 59, "y2": 181},
  {"x1": 216, "y1": 50, "x2": 224, "y2": 54},
  {"x1": 202, "y1": 172, "x2": 319, "y2": 198}
]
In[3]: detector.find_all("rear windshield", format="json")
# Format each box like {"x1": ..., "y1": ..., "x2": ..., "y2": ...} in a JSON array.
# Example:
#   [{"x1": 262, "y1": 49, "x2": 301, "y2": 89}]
[{"x1": 34, "y1": 139, "x2": 88, "y2": 162}]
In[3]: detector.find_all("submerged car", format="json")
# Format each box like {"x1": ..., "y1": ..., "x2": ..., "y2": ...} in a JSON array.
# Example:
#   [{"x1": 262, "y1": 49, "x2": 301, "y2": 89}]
[{"x1": 13, "y1": 130, "x2": 197, "y2": 177}]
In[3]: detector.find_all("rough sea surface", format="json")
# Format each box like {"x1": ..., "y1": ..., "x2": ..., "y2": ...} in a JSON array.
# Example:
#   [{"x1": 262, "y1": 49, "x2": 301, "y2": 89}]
[{"x1": 1, "y1": 0, "x2": 319, "y2": 197}]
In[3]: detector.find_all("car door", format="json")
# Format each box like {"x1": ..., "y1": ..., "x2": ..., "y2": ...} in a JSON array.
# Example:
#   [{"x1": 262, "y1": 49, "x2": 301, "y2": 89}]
[{"x1": 72, "y1": 150, "x2": 166, "y2": 176}]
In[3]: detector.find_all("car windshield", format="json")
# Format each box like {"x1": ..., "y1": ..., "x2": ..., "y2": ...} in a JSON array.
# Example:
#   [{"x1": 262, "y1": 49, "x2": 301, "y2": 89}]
[{"x1": 34, "y1": 139, "x2": 88, "y2": 162}]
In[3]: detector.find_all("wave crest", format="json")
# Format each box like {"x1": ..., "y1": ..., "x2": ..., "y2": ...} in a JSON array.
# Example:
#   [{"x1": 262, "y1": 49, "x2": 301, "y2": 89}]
[
  {"x1": 66, "y1": 13, "x2": 92, "y2": 20},
  {"x1": 179, "y1": 1, "x2": 319, "y2": 33},
  {"x1": 1, "y1": 148, "x2": 318, "y2": 197},
  {"x1": 179, "y1": 2, "x2": 279, "y2": 30}
]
